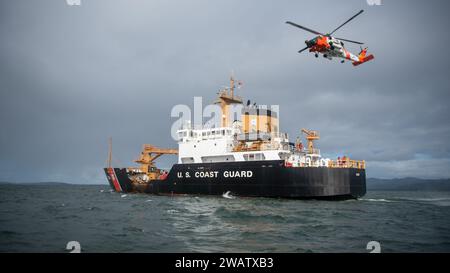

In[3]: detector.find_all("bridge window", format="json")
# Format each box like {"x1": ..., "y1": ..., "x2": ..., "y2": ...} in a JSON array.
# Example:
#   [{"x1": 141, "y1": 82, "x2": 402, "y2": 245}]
[{"x1": 243, "y1": 153, "x2": 265, "y2": 161}]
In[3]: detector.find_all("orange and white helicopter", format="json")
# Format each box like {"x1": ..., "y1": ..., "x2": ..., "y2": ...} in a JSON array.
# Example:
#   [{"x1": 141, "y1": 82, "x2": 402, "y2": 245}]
[{"x1": 286, "y1": 10, "x2": 374, "y2": 66}]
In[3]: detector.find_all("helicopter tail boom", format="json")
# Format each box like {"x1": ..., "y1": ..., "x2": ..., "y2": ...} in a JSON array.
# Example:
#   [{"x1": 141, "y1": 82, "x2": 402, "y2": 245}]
[
  {"x1": 352, "y1": 47, "x2": 374, "y2": 66},
  {"x1": 352, "y1": 54, "x2": 374, "y2": 66}
]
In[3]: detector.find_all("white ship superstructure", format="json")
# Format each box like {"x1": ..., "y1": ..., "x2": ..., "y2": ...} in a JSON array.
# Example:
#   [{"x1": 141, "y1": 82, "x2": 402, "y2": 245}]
[{"x1": 175, "y1": 75, "x2": 333, "y2": 168}]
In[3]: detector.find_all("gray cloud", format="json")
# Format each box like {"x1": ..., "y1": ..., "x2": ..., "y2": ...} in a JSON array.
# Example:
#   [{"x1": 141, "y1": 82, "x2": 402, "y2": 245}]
[{"x1": 0, "y1": 0, "x2": 449, "y2": 183}]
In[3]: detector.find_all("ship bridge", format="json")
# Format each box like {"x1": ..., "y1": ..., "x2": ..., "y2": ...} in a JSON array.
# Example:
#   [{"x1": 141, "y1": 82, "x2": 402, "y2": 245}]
[{"x1": 176, "y1": 124, "x2": 292, "y2": 164}]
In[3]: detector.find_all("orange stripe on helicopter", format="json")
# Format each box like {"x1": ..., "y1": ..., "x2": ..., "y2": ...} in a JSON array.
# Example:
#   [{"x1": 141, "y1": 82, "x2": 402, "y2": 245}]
[
  {"x1": 310, "y1": 36, "x2": 330, "y2": 53},
  {"x1": 344, "y1": 49, "x2": 351, "y2": 60},
  {"x1": 317, "y1": 36, "x2": 330, "y2": 48}
]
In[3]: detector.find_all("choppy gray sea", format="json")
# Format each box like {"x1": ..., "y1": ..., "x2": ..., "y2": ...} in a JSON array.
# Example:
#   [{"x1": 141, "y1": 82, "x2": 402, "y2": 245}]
[{"x1": 0, "y1": 183, "x2": 449, "y2": 252}]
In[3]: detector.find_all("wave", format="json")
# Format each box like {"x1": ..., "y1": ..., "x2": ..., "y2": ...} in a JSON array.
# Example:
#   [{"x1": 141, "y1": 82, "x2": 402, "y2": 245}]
[
  {"x1": 394, "y1": 197, "x2": 450, "y2": 206},
  {"x1": 85, "y1": 206, "x2": 101, "y2": 211},
  {"x1": 402, "y1": 197, "x2": 450, "y2": 202},
  {"x1": 222, "y1": 191, "x2": 236, "y2": 199},
  {"x1": 123, "y1": 226, "x2": 145, "y2": 233},
  {"x1": 361, "y1": 196, "x2": 450, "y2": 206},
  {"x1": 360, "y1": 198, "x2": 394, "y2": 203},
  {"x1": 0, "y1": 230, "x2": 20, "y2": 236},
  {"x1": 213, "y1": 206, "x2": 287, "y2": 222}
]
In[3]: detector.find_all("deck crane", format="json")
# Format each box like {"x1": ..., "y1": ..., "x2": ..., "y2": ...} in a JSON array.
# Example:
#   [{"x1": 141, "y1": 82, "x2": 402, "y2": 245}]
[
  {"x1": 301, "y1": 128, "x2": 320, "y2": 155},
  {"x1": 134, "y1": 144, "x2": 178, "y2": 179}
]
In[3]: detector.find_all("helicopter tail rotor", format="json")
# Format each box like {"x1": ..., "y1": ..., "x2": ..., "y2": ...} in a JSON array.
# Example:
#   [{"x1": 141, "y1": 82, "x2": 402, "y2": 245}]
[{"x1": 353, "y1": 48, "x2": 374, "y2": 66}]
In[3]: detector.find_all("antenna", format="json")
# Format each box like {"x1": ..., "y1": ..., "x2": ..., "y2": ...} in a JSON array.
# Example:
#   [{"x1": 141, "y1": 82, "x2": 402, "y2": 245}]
[{"x1": 230, "y1": 70, "x2": 235, "y2": 98}]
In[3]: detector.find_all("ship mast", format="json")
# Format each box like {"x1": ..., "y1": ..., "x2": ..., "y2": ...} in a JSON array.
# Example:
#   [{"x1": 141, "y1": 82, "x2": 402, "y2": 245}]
[
  {"x1": 215, "y1": 73, "x2": 243, "y2": 127},
  {"x1": 230, "y1": 74, "x2": 235, "y2": 98},
  {"x1": 108, "y1": 137, "x2": 112, "y2": 168}
]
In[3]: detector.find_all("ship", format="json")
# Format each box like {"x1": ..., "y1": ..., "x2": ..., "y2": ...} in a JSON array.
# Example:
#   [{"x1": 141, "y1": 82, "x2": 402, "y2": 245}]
[{"x1": 104, "y1": 75, "x2": 366, "y2": 200}]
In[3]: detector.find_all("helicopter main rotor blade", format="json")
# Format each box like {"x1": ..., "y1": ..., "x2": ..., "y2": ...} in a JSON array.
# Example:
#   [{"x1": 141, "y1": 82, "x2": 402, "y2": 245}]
[
  {"x1": 329, "y1": 10, "x2": 364, "y2": 35},
  {"x1": 298, "y1": 46, "x2": 309, "y2": 53},
  {"x1": 335, "y1": 37, "x2": 364, "y2": 45},
  {"x1": 286, "y1": 21, "x2": 324, "y2": 36}
]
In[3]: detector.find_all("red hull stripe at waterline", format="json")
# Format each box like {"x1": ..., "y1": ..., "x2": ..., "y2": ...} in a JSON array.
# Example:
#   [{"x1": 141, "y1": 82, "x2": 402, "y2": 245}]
[{"x1": 108, "y1": 168, "x2": 122, "y2": 192}]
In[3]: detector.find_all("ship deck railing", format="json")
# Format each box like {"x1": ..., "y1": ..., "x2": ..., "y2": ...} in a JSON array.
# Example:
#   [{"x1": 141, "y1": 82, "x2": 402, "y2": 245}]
[
  {"x1": 235, "y1": 132, "x2": 289, "y2": 142},
  {"x1": 232, "y1": 141, "x2": 291, "y2": 152},
  {"x1": 328, "y1": 159, "x2": 366, "y2": 169}
]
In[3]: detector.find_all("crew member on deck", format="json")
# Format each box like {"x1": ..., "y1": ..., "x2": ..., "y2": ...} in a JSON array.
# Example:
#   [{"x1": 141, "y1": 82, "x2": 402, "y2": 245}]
[{"x1": 295, "y1": 137, "x2": 303, "y2": 151}]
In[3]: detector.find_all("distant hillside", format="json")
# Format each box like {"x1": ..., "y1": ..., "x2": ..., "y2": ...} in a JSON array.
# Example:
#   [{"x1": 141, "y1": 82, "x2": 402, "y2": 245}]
[{"x1": 367, "y1": 178, "x2": 450, "y2": 191}]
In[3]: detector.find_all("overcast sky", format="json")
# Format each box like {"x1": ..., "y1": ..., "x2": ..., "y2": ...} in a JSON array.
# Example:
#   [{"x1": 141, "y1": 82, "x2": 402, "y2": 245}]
[{"x1": 1, "y1": 0, "x2": 449, "y2": 183}]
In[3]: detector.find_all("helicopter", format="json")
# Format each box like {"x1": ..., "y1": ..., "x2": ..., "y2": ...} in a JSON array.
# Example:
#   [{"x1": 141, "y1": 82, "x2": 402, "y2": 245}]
[{"x1": 286, "y1": 10, "x2": 374, "y2": 66}]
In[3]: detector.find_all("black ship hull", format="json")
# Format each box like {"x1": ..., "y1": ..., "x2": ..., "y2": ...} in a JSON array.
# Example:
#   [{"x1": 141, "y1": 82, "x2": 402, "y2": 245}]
[{"x1": 104, "y1": 160, "x2": 366, "y2": 200}]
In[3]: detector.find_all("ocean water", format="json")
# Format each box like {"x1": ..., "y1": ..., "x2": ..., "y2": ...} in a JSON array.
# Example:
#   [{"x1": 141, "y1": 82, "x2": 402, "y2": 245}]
[{"x1": 0, "y1": 183, "x2": 449, "y2": 253}]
